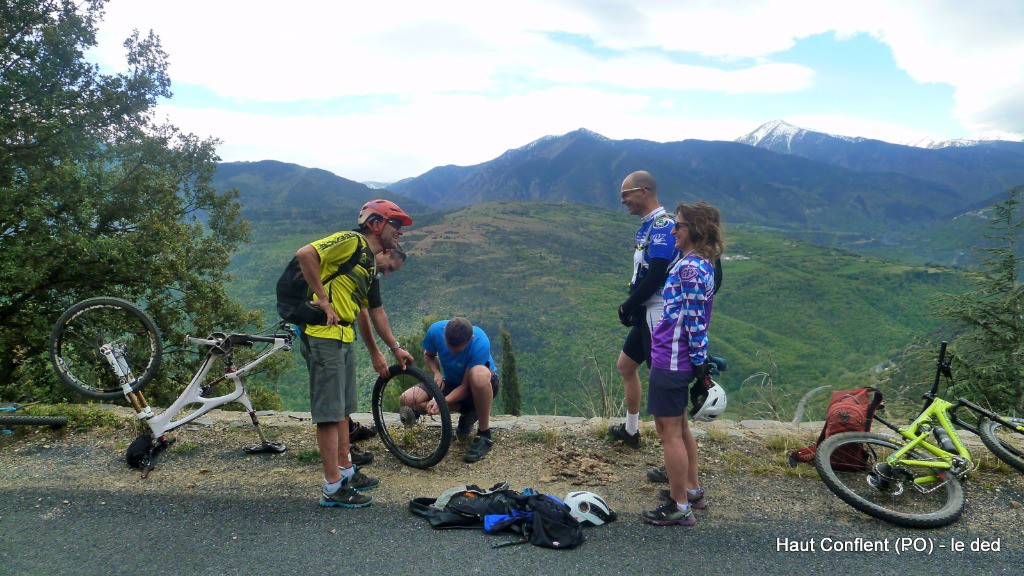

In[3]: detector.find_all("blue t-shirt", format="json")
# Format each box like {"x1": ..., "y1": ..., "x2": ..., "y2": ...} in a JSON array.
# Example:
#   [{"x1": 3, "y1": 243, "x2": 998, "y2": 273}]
[{"x1": 422, "y1": 321, "x2": 497, "y2": 386}]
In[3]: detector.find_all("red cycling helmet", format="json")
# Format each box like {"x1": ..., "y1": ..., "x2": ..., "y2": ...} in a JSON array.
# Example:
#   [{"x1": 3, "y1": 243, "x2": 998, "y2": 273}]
[{"x1": 357, "y1": 199, "x2": 413, "y2": 227}]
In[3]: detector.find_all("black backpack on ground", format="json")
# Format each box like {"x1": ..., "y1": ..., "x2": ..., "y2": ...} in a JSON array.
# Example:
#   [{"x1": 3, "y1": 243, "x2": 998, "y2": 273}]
[{"x1": 487, "y1": 492, "x2": 585, "y2": 550}]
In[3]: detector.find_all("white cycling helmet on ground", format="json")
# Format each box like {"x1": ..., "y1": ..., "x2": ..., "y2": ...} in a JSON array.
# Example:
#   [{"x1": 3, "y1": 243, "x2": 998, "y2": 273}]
[
  {"x1": 564, "y1": 491, "x2": 618, "y2": 526},
  {"x1": 690, "y1": 381, "x2": 727, "y2": 422}
]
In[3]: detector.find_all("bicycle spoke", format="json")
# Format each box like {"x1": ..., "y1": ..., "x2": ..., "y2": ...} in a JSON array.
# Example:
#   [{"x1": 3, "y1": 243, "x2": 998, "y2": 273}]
[
  {"x1": 51, "y1": 298, "x2": 162, "y2": 400},
  {"x1": 815, "y1": 432, "x2": 964, "y2": 528},
  {"x1": 372, "y1": 365, "x2": 452, "y2": 468}
]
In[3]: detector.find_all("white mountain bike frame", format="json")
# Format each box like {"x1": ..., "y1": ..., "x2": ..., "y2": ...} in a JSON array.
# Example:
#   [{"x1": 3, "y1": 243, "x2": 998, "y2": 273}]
[{"x1": 111, "y1": 330, "x2": 295, "y2": 477}]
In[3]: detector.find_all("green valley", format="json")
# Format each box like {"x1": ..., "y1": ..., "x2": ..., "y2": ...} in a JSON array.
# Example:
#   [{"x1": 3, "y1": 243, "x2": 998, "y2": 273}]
[{"x1": 227, "y1": 201, "x2": 964, "y2": 420}]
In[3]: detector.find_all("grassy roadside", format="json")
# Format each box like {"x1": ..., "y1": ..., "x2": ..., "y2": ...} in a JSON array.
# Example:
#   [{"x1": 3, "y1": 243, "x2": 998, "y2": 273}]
[{"x1": 2, "y1": 404, "x2": 1022, "y2": 531}]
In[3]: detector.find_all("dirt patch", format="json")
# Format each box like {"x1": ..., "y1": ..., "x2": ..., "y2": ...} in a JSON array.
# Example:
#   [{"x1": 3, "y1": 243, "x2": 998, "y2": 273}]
[{"x1": 544, "y1": 449, "x2": 621, "y2": 486}]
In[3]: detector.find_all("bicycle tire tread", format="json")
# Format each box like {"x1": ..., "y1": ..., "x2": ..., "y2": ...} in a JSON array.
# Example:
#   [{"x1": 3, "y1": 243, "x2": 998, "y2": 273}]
[
  {"x1": 0, "y1": 414, "x2": 68, "y2": 427},
  {"x1": 815, "y1": 431, "x2": 965, "y2": 528},
  {"x1": 371, "y1": 364, "x2": 452, "y2": 468},
  {"x1": 978, "y1": 416, "x2": 1024, "y2": 474}
]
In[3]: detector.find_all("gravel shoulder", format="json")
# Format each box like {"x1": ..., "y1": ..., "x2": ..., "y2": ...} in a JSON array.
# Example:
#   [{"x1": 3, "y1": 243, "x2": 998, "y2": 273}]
[{"x1": 2, "y1": 408, "x2": 1023, "y2": 541}]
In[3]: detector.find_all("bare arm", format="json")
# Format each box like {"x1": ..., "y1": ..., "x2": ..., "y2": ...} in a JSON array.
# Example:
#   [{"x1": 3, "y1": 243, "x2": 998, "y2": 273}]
[
  {"x1": 368, "y1": 306, "x2": 413, "y2": 367},
  {"x1": 423, "y1": 351, "x2": 443, "y2": 386},
  {"x1": 357, "y1": 309, "x2": 390, "y2": 377},
  {"x1": 296, "y1": 244, "x2": 340, "y2": 326}
]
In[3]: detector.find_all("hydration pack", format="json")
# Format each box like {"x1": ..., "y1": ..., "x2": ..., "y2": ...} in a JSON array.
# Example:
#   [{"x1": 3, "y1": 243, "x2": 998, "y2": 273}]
[
  {"x1": 788, "y1": 387, "x2": 883, "y2": 471},
  {"x1": 485, "y1": 491, "x2": 585, "y2": 550},
  {"x1": 275, "y1": 234, "x2": 363, "y2": 326}
]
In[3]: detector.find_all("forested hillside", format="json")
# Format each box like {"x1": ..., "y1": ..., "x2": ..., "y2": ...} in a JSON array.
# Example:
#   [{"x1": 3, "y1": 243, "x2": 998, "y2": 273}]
[{"x1": 227, "y1": 201, "x2": 964, "y2": 419}]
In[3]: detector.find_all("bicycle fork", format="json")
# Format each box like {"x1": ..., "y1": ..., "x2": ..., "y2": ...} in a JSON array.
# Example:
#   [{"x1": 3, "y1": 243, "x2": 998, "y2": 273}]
[{"x1": 100, "y1": 344, "x2": 154, "y2": 420}]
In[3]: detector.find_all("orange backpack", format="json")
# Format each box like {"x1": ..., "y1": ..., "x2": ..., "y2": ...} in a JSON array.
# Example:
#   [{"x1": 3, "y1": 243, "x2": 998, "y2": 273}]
[{"x1": 788, "y1": 387, "x2": 883, "y2": 470}]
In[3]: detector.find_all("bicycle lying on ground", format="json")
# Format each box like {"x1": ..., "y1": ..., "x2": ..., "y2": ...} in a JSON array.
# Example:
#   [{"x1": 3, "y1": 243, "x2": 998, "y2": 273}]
[
  {"x1": 814, "y1": 341, "x2": 1024, "y2": 528},
  {"x1": 50, "y1": 297, "x2": 292, "y2": 477},
  {"x1": 49, "y1": 297, "x2": 452, "y2": 474},
  {"x1": 0, "y1": 403, "x2": 67, "y2": 432}
]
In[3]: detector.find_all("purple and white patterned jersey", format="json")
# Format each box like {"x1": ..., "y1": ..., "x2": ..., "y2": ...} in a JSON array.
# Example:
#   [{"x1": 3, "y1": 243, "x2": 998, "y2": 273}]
[{"x1": 650, "y1": 254, "x2": 716, "y2": 372}]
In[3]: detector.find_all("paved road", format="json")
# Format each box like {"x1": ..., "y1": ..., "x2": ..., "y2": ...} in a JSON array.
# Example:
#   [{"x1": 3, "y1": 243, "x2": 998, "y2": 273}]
[{"x1": 1, "y1": 486, "x2": 1018, "y2": 576}]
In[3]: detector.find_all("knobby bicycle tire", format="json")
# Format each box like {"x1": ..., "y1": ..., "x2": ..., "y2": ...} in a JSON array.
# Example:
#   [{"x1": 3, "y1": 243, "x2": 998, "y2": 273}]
[
  {"x1": 978, "y1": 416, "x2": 1024, "y2": 474},
  {"x1": 50, "y1": 297, "x2": 163, "y2": 400},
  {"x1": 814, "y1": 431, "x2": 965, "y2": 528},
  {"x1": 0, "y1": 414, "x2": 68, "y2": 427},
  {"x1": 371, "y1": 364, "x2": 452, "y2": 468}
]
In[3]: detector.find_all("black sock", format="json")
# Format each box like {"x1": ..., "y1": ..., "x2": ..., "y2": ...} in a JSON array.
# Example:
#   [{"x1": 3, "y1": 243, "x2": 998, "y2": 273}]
[{"x1": 478, "y1": 428, "x2": 491, "y2": 438}]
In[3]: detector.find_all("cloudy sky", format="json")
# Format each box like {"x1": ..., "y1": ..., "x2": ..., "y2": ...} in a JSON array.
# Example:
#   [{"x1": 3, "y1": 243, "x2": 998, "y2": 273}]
[{"x1": 90, "y1": 0, "x2": 1024, "y2": 183}]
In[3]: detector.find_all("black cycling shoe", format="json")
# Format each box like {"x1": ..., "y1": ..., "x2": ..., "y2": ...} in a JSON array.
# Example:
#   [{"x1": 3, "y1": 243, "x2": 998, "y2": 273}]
[
  {"x1": 349, "y1": 420, "x2": 377, "y2": 442},
  {"x1": 608, "y1": 423, "x2": 641, "y2": 449},
  {"x1": 463, "y1": 434, "x2": 493, "y2": 463},
  {"x1": 647, "y1": 465, "x2": 668, "y2": 483}
]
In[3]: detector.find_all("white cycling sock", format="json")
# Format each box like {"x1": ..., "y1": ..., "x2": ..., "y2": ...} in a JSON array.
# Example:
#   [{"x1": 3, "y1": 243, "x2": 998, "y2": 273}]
[
  {"x1": 675, "y1": 501, "x2": 692, "y2": 512},
  {"x1": 625, "y1": 413, "x2": 640, "y2": 435},
  {"x1": 687, "y1": 488, "x2": 702, "y2": 497},
  {"x1": 340, "y1": 465, "x2": 355, "y2": 479},
  {"x1": 324, "y1": 478, "x2": 343, "y2": 494}
]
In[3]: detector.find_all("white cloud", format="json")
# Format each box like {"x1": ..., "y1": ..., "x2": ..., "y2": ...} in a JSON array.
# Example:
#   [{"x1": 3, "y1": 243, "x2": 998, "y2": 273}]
[
  {"x1": 870, "y1": 1, "x2": 1024, "y2": 134},
  {"x1": 92, "y1": 0, "x2": 1024, "y2": 180}
]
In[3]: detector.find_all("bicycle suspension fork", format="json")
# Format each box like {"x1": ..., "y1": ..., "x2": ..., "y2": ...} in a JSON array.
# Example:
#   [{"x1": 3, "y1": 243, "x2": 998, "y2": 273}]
[{"x1": 100, "y1": 344, "x2": 154, "y2": 420}]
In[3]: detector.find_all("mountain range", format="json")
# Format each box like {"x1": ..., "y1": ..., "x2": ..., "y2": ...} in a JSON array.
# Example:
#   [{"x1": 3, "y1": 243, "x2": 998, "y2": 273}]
[
  {"x1": 211, "y1": 121, "x2": 1024, "y2": 414},
  {"x1": 215, "y1": 121, "x2": 1024, "y2": 265},
  {"x1": 736, "y1": 119, "x2": 1024, "y2": 207}
]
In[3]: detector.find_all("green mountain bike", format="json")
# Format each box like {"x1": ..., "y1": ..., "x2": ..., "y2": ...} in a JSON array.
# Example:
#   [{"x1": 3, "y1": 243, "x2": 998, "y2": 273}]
[{"x1": 814, "y1": 341, "x2": 1024, "y2": 528}]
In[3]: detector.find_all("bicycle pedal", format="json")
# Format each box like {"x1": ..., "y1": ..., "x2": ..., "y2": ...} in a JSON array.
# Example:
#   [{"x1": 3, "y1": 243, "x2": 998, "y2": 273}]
[{"x1": 243, "y1": 441, "x2": 287, "y2": 454}]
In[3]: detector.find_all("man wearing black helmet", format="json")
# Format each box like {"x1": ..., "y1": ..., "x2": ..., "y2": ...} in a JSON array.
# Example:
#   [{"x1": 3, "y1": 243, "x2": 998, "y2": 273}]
[{"x1": 295, "y1": 199, "x2": 412, "y2": 508}]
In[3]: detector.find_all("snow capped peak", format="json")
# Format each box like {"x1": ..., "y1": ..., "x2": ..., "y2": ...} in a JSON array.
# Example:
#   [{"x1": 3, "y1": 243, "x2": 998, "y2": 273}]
[
  {"x1": 741, "y1": 119, "x2": 800, "y2": 143},
  {"x1": 904, "y1": 130, "x2": 1024, "y2": 149},
  {"x1": 737, "y1": 120, "x2": 867, "y2": 151},
  {"x1": 736, "y1": 120, "x2": 809, "y2": 151},
  {"x1": 567, "y1": 127, "x2": 612, "y2": 142}
]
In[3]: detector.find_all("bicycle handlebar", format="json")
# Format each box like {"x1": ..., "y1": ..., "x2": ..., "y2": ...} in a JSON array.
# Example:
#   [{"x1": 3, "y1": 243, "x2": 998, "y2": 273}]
[
  {"x1": 921, "y1": 340, "x2": 949, "y2": 412},
  {"x1": 185, "y1": 332, "x2": 289, "y2": 349}
]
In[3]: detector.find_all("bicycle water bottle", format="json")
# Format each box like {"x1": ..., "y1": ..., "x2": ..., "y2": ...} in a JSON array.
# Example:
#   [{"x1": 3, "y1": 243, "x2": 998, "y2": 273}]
[{"x1": 933, "y1": 427, "x2": 956, "y2": 452}]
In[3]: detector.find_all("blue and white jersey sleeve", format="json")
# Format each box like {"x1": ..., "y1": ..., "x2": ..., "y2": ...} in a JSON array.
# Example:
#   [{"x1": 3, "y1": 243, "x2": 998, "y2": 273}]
[
  {"x1": 645, "y1": 214, "x2": 677, "y2": 262},
  {"x1": 649, "y1": 256, "x2": 716, "y2": 372}
]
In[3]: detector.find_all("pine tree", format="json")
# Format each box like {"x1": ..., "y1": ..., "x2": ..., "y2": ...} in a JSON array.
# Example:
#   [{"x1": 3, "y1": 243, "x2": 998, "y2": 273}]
[
  {"x1": 500, "y1": 328, "x2": 522, "y2": 416},
  {"x1": 936, "y1": 186, "x2": 1024, "y2": 413}
]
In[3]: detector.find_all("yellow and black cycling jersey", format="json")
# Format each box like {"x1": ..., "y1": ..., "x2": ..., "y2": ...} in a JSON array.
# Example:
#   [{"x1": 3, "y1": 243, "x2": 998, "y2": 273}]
[{"x1": 305, "y1": 231, "x2": 377, "y2": 343}]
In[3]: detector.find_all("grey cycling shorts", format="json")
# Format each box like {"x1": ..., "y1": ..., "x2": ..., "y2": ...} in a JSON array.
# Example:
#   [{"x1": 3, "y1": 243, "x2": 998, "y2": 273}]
[{"x1": 301, "y1": 334, "x2": 357, "y2": 424}]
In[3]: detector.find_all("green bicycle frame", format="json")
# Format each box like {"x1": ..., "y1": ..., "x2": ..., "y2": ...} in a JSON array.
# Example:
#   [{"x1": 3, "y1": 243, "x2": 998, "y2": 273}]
[{"x1": 885, "y1": 397, "x2": 971, "y2": 483}]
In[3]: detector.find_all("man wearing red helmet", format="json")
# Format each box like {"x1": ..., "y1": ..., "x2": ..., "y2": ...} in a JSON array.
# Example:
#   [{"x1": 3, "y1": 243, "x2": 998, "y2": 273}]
[{"x1": 295, "y1": 198, "x2": 412, "y2": 508}]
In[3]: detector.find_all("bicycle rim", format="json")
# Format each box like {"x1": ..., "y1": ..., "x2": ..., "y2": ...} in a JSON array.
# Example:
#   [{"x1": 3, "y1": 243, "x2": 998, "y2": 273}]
[
  {"x1": 814, "y1": 432, "x2": 965, "y2": 528},
  {"x1": 979, "y1": 416, "x2": 1024, "y2": 473},
  {"x1": 372, "y1": 365, "x2": 452, "y2": 468},
  {"x1": 50, "y1": 297, "x2": 163, "y2": 400}
]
